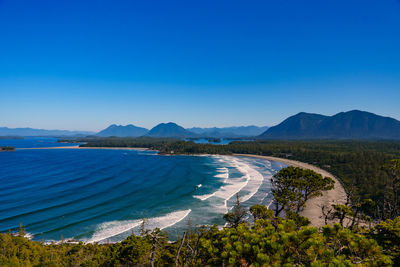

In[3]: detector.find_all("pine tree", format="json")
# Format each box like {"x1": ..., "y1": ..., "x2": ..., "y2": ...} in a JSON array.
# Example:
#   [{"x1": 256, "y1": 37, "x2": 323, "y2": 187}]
[{"x1": 223, "y1": 193, "x2": 247, "y2": 228}]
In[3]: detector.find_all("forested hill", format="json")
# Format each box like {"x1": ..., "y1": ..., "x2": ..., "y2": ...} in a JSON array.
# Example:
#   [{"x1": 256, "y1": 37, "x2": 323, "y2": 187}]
[
  {"x1": 259, "y1": 110, "x2": 400, "y2": 140},
  {"x1": 147, "y1": 122, "x2": 197, "y2": 138},
  {"x1": 96, "y1": 124, "x2": 149, "y2": 137}
]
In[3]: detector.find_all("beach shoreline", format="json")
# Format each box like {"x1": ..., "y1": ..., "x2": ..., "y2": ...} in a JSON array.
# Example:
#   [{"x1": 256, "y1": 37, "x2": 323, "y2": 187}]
[
  {"x1": 14, "y1": 146, "x2": 347, "y2": 227},
  {"x1": 234, "y1": 154, "x2": 347, "y2": 227}
]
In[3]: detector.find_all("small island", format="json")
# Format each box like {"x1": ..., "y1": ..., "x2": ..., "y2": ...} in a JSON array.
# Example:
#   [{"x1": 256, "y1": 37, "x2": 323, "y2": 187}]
[{"x1": 0, "y1": 146, "x2": 15, "y2": 151}]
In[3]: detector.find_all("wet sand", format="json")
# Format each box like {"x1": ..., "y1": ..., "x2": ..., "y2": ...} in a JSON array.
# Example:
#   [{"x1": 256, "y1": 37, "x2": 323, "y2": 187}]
[{"x1": 234, "y1": 154, "x2": 347, "y2": 227}]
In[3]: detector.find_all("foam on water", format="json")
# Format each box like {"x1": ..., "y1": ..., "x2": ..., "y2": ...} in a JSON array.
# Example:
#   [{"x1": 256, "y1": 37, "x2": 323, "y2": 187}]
[
  {"x1": 193, "y1": 156, "x2": 272, "y2": 212},
  {"x1": 142, "y1": 209, "x2": 191, "y2": 231},
  {"x1": 235, "y1": 161, "x2": 265, "y2": 203},
  {"x1": 193, "y1": 192, "x2": 216, "y2": 201},
  {"x1": 86, "y1": 209, "x2": 191, "y2": 243},
  {"x1": 86, "y1": 220, "x2": 142, "y2": 243},
  {"x1": 259, "y1": 192, "x2": 270, "y2": 204},
  {"x1": 193, "y1": 164, "x2": 230, "y2": 201},
  {"x1": 0, "y1": 141, "x2": 281, "y2": 243},
  {"x1": 214, "y1": 167, "x2": 229, "y2": 182},
  {"x1": 267, "y1": 199, "x2": 274, "y2": 208},
  {"x1": 25, "y1": 232, "x2": 34, "y2": 239}
]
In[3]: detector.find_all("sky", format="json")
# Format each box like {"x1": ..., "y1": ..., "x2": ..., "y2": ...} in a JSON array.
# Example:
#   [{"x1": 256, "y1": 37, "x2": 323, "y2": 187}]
[{"x1": 0, "y1": 0, "x2": 400, "y2": 131}]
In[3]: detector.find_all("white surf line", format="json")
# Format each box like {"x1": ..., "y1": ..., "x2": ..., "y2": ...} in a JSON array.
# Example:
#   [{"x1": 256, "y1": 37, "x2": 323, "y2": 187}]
[
  {"x1": 266, "y1": 199, "x2": 274, "y2": 209},
  {"x1": 259, "y1": 192, "x2": 270, "y2": 204},
  {"x1": 193, "y1": 156, "x2": 262, "y2": 212},
  {"x1": 239, "y1": 166, "x2": 264, "y2": 203},
  {"x1": 12, "y1": 232, "x2": 34, "y2": 240},
  {"x1": 194, "y1": 156, "x2": 274, "y2": 214},
  {"x1": 215, "y1": 167, "x2": 229, "y2": 183},
  {"x1": 193, "y1": 192, "x2": 216, "y2": 201},
  {"x1": 217, "y1": 156, "x2": 276, "y2": 213},
  {"x1": 86, "y1": 220, "x2": 142, "y2": 243},
  {"x1": 147, "y1": 209, "x2": 191, "y2": 231},
  {"x1": 193, "y1": 163, "x2": 229, "y2": 200},
  {"x1": 86, "y1": 209, "x2": 191, "y2": 243},
  {"x1": 212, "y1": 157, "x2": 253, "y2": 212}
]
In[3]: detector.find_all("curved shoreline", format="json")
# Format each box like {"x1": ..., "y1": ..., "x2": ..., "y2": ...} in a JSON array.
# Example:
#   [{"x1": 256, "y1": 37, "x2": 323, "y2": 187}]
[
  {"x1": 15, "y1": 146, "x2": 347, "y2": 227},
  {"x1": 234, "y1": 154, "x2": 347, "y2": 227}
]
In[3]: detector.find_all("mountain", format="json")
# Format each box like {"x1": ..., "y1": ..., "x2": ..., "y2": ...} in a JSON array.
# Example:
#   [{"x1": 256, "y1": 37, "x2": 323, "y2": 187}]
[
  {"x1": 147, "y1": 122, "x2": 197, "y2": 138},
  {"x1": 259, "y1": 110, "x2": 400, "y2": 140},
  {"x1": 259, "y1": 112, "x2": 328, "y2": 139},
  {"x1": 96, "y1": 124, "x2": 148, "y2": 137},
  {"x1": 188, "y1": 126, "x2": 269, "y2": 138},
  {"x1": 0, "y1": 127, "x2": 94, "y2": 137}
]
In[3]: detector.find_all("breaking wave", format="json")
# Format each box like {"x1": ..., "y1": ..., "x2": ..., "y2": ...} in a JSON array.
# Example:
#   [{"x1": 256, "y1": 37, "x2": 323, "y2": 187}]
[
  {"x1": 192, "y1": 156, "x2": 272, "y2": 212},
  {"x1": 86, "y1": 209, "x2": 191, "y2": 243}
]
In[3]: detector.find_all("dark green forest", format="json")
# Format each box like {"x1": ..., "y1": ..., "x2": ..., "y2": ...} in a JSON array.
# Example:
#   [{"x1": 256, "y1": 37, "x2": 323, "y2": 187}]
[
  {"x1": 73, "y1": 137, "x2": 400, "y2": 220},
  {"x1": 3, "y1": 137, "x2": 395, "y2": 266},
  {"x1": 2, "y1": 204, "x2": 400, "y2": 266}
]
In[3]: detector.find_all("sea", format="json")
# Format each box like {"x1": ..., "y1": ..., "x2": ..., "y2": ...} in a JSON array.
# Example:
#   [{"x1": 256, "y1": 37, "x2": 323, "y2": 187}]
[
  {"x1": 185, "y1": 138, "x2": 233, "y2": 145},
  {"x1": 0, "y1": 137, "x2": 285, "y2": 243}
]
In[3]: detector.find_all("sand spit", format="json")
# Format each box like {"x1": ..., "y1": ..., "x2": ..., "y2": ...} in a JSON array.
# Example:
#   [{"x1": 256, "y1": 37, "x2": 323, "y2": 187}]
[{"x1": 234, "y1": 154, "x2": 347, "y2": 227}]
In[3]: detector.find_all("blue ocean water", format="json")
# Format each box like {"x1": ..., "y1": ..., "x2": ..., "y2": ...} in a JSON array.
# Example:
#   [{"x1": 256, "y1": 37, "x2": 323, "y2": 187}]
[
  {"x1": 186, "y1": 138, "x2": 233, "y2": 145},
  {"x1": 0, "y1": 138, "x2": 284, "y2": 242},
  {"x1": 0, "y1": 137, "x2": 80, "y2": 148}
]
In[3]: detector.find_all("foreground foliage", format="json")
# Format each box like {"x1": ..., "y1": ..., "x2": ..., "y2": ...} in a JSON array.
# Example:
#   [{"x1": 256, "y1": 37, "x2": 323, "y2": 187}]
[{"x1": 2, "y1": 213, "x2": 400, "y2": 266}]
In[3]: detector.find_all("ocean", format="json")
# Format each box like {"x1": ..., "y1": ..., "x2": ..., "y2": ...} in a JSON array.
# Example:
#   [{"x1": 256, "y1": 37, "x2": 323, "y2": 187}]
[{"x1": 0, "y1": 137, "x2": 284, "y2": 242}]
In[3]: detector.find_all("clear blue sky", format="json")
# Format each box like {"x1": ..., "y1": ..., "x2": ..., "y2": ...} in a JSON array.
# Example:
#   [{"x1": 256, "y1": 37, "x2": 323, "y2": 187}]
[{"x1": 1, "y1": 0, "x2": 399, "y2": 131}]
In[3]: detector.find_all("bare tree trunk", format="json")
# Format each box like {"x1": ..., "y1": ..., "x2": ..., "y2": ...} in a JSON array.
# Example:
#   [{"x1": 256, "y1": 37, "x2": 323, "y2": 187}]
[
  {"x1": 392, "y1": 176, "x2": 399, "y2": 217},
  {"x1": 183, "y1": 243, "x2": 193, "y2": 267},
  {"x1": 150, "y1": 235, "x2": 157, "y2": 267},
  {"x1": 192, "y1": 232, "x2": 202, "y2": 263},
  {"x1": 339, "y1": 213, "x2": 345, "y2": 227},
  {"x1": 175, "y1": 232, "x2": 186, "y2": 267},
  {"x1": 321, "y1": 205, "x2": 331, "y2": 225},
  {"x1": 350, "y1": 207, "x2": 360, "y2": 229},
  {"x1": 274, "y1": 203, "x2": 285, "y2": 217}
]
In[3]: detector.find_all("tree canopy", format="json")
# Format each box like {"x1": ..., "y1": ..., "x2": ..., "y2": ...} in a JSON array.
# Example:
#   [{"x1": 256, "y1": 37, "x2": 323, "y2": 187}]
[
  {"x1": 1, "y1": 211, "x2": 397, "y2": 266},
  {"x1": 271, "y1": 166, "x2": 334, "y2": 216}
]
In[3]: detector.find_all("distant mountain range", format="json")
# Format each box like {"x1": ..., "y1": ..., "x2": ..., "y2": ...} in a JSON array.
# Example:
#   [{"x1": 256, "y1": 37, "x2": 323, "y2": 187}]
[
  {"x1": 3, "y1": 110, "x2": 399, "y2": 140},
  {"x1": 0, "y1": 127, "x2": 94, "y2": 137},
  {"x1": 96, "y1": 124, "x2": 148, "y2": 137},
  {"x1": 259, "y1": 110, "x2": 400, "y2": 140},
  {"x1": 0, "y1": 123, "x2": 267, "y2": 138},
  {"x1": 94, "y1": 124, "x2": 268, "y2": 138},
  {"x1": 147, "y1": 122, "x2": 196, "y2": 138},
  {"x1": 188, "y1": 126, "x2": 269, "y2": 138}
]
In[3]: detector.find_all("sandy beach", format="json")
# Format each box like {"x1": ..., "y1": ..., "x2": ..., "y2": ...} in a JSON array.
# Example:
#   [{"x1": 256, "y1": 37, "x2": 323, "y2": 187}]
[
  {"x1": 14, "y1": 146, "x2": 347, "y2": 226},
  {"x1": 234, "y1": 154, "x2": 348, "y2": 227}
]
